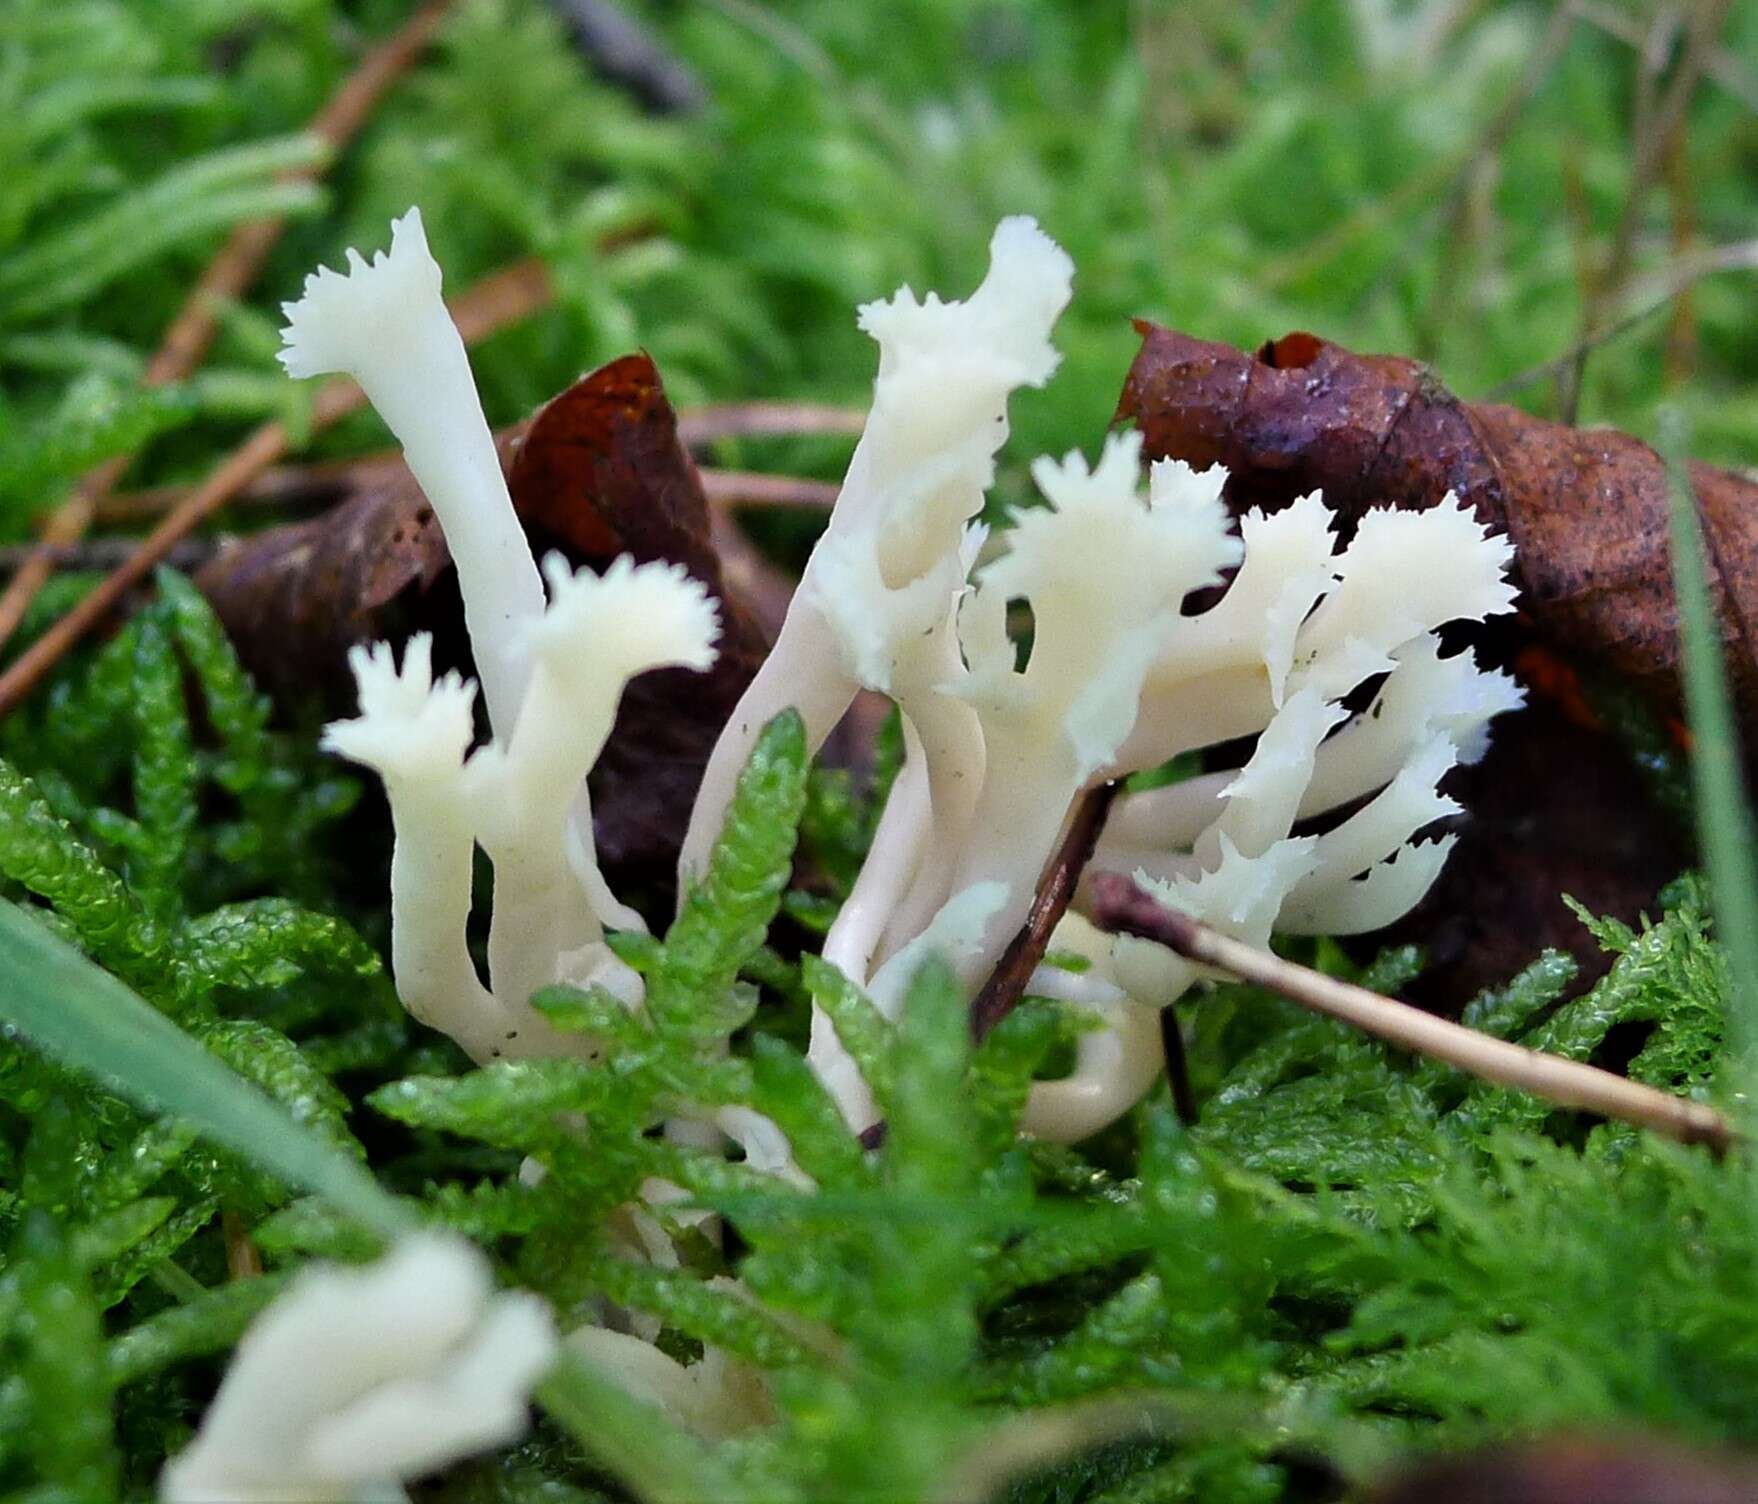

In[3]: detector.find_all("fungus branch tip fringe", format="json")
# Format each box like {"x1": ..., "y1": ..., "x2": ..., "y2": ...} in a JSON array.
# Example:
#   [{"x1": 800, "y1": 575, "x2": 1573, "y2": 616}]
[{"x1": 1089, "y1": 870, "x2": 1733, "y2": 1153}]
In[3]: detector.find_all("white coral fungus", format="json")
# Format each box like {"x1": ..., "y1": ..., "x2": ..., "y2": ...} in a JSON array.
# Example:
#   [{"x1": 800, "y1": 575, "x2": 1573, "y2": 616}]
[
  {"x1": 680, "y1": 224, "x2": 1523, "y2": 1140},
  {"x1": 679, "y1": 216, "x2": 1074, "y2": 976},
  {"x1": 280, "y1": 207, "x2": 541, "y2": 735},
  {"x1": 159, "y1": 1235, "x2": 556, "y2": 1503},
  {"x1": 290, "y1": 214, "x2": 721, "y2": 1062},
  {"x1": 295, "y1": 207, "x2": 1520, "y2": 1164}
]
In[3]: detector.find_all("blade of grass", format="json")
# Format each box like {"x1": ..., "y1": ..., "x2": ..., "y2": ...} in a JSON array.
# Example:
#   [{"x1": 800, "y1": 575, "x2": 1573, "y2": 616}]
[
  {"x1": 0, "y1": 900, "x2": 408, "y2": 1239},
  {"x1": 1662, "y1": 411, "x2": 1758, "y2": 1091}
]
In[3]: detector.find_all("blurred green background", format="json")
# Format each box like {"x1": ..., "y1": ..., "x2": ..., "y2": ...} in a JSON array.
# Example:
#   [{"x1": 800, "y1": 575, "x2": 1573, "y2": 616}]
[{"x1": 1, "y1": 0, "x2": 1754, "y2": 541}]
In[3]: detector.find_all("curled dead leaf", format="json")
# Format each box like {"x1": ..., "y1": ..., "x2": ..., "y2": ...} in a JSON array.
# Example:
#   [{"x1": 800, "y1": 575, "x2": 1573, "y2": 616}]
[
  {"x1": 1116, "y1": 324, "x2": 1726, "y2": 1006},
  {"x1": 1118, "y1": 323, "x2": 1758, "y2": 723},
  {"x1": 196, "y1": 352, "x2": 769, "y2": 877}
]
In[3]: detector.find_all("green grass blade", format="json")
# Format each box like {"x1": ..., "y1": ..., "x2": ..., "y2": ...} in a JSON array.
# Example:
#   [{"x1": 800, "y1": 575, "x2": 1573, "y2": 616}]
[
  {"x1": 0, "y1": 900, "x2": 407, "y2": 1239},
  {"x1": 1663, "y1": 418, "x2": 1758, "y2": 1088}
]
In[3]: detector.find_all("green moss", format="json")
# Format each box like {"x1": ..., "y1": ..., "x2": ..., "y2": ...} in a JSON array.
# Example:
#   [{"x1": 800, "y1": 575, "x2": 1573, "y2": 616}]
[{"x1": 3, "y1": 2, "x2": 1758, "y2": 1497}]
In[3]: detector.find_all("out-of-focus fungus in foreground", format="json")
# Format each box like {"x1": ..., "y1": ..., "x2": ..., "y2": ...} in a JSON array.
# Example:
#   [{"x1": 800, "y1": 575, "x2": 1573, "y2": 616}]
[{"x1": 160, "y1": 1235, "x2": 555, "y2": 1502}]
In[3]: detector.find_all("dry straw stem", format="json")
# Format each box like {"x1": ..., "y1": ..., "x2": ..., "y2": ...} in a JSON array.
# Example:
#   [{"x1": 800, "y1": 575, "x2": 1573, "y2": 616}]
[
  {"x1": 222, "y1": 1210, "x2": 264, "y2": 1282},
  {"x1": 1576, "y1": 0, "x2": 1758, "y2": 112},
  {"x1": 1090, "y1": 871, "x2": 1734, "y2": 1154},
  {"x1": 0, "y1": 0, "x2": 454, "y2": 651},
  {"x1": 0, "y1": 258, "x2": 551, "y2": 720},
  {"x1": 699, "y1": 469, "x2": 840, "y2": 511},
  {"x1": 1482, "y1": 236, "x2": 1758, "y2": 400}
]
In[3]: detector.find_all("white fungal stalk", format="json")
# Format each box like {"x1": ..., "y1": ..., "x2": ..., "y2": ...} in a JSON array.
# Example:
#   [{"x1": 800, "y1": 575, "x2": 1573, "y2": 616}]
[
  {"x1": 320, "y1": 637, "x2": 506, "y2": 1062},
  {"x1": 294, "y1": 212, "x2": 722, "y2": 1063},
  {"x1": 469, "y1": 555, "x2": 719, "y2": 1017},
  {"x1": 1016, "y1": 913, "x2": 1166, "y2": 1145},
  {"x1": 679, "y1": 215, "x2": 1074, "y2": 901},
  {"x1": 280, "y1": 207, "x2": 542, "y2": 734},
  {"x1": 677, "y1": 216, "x2": 1072, "y2": 1125},
  {"x1": 160, "y1": 1235, "x2": 556, "y2": 1504},
  {"x1": 931, "y1": 432, "x2": 1242, "y2": 987},
  {"x1": 570, "y1": 1301, "x2": 775, "y2": 1439},
  {"x1": 322, "y1": 557, "x2": 719, "y2": 1062}
]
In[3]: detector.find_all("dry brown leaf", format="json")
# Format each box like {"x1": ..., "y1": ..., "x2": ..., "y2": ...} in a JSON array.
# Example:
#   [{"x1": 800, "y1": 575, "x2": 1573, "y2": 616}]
[
  {"x1": 1115, "y1": 324, "x2": 1724, "y2": 1005},
  {"x1": 1118, "y1": 324, "x2": 1758, "y2": 722},
  {"x1": 197, "y1": 352, "x2": 768, "y2": 877}
]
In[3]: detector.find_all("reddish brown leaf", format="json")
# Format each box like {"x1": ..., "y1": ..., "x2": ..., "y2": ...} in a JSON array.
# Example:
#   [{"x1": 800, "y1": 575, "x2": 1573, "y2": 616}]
[
  {"x1": 196, "y1": 352, "x2": 769, "y2": 877},
  {"x1": 193, "y1": 453, "x2": 450, "y2": 703},
  {"x1": 1118, "y1": 323, "x2": 1758, "y2": 722},
  {"x1": 507, "y1": 353, "x2": 769, "y2": 875},
  {"x1": 1116, "y1": 325, "x2": 1728, "y2": 1005}
]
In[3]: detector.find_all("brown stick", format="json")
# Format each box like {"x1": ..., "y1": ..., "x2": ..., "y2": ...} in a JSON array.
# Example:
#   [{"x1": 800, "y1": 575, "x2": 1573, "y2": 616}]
[
  {"x1": 0, "y1": 538, "x2": 215, "y2": 575},
  {"x1": 1574, "y1": 0, "x2": 1758, "y2": 114},
  {"x1": 95, "y1": 459, "x2": 379, "y2": 525},
  {"x1": 152, "y1": 0, "x2": 454, "y2": 385},
  {"x1": 1089, "y1": 871, "x2": 1734, "y2": 1154},
  {"x1": 1159, "y1": 1002, "x2": 1199, "y2": 1127},
  {"x1": 0, "y1": 0, "x2": 452, "y2": 652},
  {"x1": 708, "y1": 511, "x2": 796, "y2": 640},
  {"x1": 971, "y1": 782, "x2": 1121, "y2": 1042},
  {"x1": 0, "y1": 258, "x2": 551, "y2": 719}
]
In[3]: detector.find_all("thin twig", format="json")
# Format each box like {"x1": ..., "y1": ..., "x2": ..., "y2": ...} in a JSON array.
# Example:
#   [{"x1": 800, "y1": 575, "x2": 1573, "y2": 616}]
[
  {"x1": 1159, "y1": 1003, "x2": 1199, "y2": 1127},
  {"x1": 0, "y1": 0, "x2": 453, "y2": 653},
  {"x1": 1482, "y1": 236, "x2": 1758, "y2": 401},
  {"x1": 0, "y1": 538, "x2": 215, "y2": 575},
  {"x1": 971, "y1": 782, "x2": 1121, "y2": 1042},
  {"x1": 98, "y1": 457, "x2": 838, "y2": 527},
  {"x1": 677, "y1": 402, "x2": 866, "y2": 448},
  {"x1": 1089, "y1": 872, "x2": 1734, "y2": 1154},
  {"x1": 95, "y1": 459, "x2": 380, "y2": 525},
  {"x1": 1661, "y1": 121, "x2": 1700, "y2": 386},
  {"x1": 547, "y1": 0, "x2": 707, "y2": 114},
  {"x1": 156, "y1": 0, "x2": 455, "y2": 381},
  {"x1": 0, "y1": 258, "x2": 551, "y2": 720},
  {"x1": 708, "y1": 511, "x2": 796, "y2": 640},
  {"x1": 1575, "y1": 0, "x2": 1758, "y2": 112}
]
